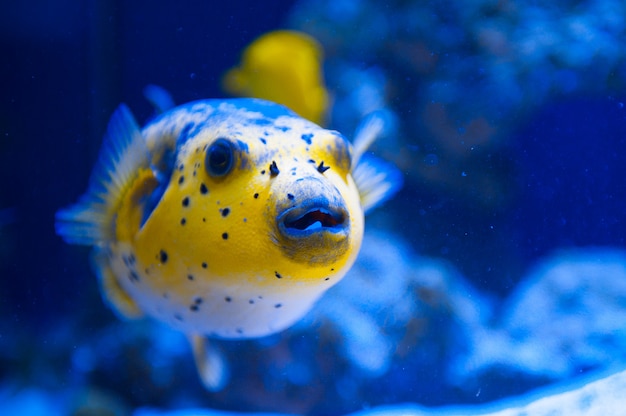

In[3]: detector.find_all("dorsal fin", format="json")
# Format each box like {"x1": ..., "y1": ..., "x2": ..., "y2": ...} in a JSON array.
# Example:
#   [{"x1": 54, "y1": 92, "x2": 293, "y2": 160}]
[
  {"x1": 143, "y1": 84, "x2": 175, "y2": 114},
  {"x1": 55, "y1": 105, "x2": 150, "y2": 245},
  {"x1": 350, "y1": 112, "x2": 403, "y2": 213}
]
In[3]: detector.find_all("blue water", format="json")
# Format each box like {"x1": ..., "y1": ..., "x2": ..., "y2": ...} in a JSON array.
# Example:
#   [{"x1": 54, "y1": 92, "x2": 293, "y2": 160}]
[{"x1": 2, "y1": 0, "x2": 626, "y2": 414}]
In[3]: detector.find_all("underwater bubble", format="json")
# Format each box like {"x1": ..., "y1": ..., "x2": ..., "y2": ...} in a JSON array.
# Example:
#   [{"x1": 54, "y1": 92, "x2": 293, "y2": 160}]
[
  {"x1": 72, "y1": 345, "x2": 96, "y2": 373},
  {"x1": 424, "y1": 153, "x2": 439, "y2": 166},
  {"x1": 285, "y1": 361, "x2": 313, "y2": 386},
  {"x1": 0, "y1": 388, "x2": 62, "y2": 416}
]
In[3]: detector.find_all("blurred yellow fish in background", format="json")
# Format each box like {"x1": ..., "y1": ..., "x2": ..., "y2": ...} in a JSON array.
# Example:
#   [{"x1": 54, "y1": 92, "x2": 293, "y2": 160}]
[{"x1": 222, "y1": 30, "x2": 329, "y2": 126}]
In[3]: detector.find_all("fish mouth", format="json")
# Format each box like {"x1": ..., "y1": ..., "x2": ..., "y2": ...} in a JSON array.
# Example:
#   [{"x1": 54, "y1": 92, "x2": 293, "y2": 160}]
[{"x1": 278, "y1": 202, "x2": 348, "y2": 237}]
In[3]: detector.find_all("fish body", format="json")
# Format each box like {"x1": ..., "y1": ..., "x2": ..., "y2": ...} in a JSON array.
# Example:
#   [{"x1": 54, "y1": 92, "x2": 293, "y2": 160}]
[
  {"x1": 222, "y1": 30, "x2": 329, "y2": 125},
  {"x1": 56, "y1": 98, "x2": 400, "y2": 388}
]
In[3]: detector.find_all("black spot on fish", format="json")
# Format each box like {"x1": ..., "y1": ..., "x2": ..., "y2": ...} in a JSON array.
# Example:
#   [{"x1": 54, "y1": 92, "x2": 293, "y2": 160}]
[
  {"x1": 308, "y1": 159, "x2": 315, "y2": 164},
  {"x1": 317, "y1": 161, "x2": 330, "y2": 174},
  {"x1": 221, "y1": 208, "x2": 230, "y2": 217},
  {"x1": 178, "y1": 175, "x2": 185, "y2": 185},
  {"x1": 129, "y1": 254, "x2": 136, "y2": 265},
  {"x1": 187, "y1": 274, "x2": 194, "y2": 281},
  {"x1": 287, "y1": 193, "x2": 294, "y2": 200},
  {"x1": 194, "y1": 297, "x2": 203, "y2": 304},
  {"x1": 259, "y1": 137, "x2": 266, "y2": 144},
  {"x1": 236, "y1": 328, "x2": 243, "y2": 334},
  {"x1": 275, "y1": 271, "x2": 282, "y2": 279},
  {"x1": 249, "y1": 299, "x2": 255, "y2": 304},
  {"x1": 160, "y1": 250, "x2": 168, "y2": 263},
  {"x1": 225, "y1": 296, "x2": 232, "y2": 302},
  {"x1": 269, "y1": 161, "x2": 280, "y2": 177},
  {"x1": 178, "y1": 164, "x2": 184, "y2": 171},
  {"x1": 180, "y1": 218, "x2": 186, "y2": 225},
  {"x1": 325, "y1": 277, "x2": 330, "y2": 281},
  {"x1": 301, "y1": 133, "x2": 313, "y2": 144},
  {"x1": 222, "y1": 232, "x2": 228, "y2": 240},
  {"x1": 129, "y1": 271, "x2": 139, "y2": 282},
  {"x1": 202, "y1": 262, "x2": 208, "y2": 269},
  {"x1": 253, "y1": 193, "x2": 259, "y2": 199},
  {"x1": 202, "y1": 217, "x2": 206, "y2": 222},
  {"x1": 193, "y1": 170, "x2": 197, "y2": 176},
  {"x1": 174, "y1": 314, "x2": 183, "y2": 321},
  {"x1": 261, "y1": 169, "x2": 266, "y2": 175},
  {"x1": 200, "y1": 183, "x2": 208, "y2": 194},
  {"x1": 182, "y1": 197, "x2": 190, "y2": 207},
  {"x1": 275, "y1": 303, "x2": 282, "y2": 308},
  {"x1": 190, "y1": 304, "x2": 199, "y2": 312}
]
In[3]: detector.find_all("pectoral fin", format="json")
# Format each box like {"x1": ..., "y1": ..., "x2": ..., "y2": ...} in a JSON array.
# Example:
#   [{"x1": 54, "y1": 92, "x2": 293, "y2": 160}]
[
  {"x1": 55, "y1": 104, "x2": 150, "y2": 246},
  {"x1": 353, "y1": 154, "x2": 403, "y2": 214},
  {"x1": 350, "y1": 111, "x2": 403, "y2": 213}
]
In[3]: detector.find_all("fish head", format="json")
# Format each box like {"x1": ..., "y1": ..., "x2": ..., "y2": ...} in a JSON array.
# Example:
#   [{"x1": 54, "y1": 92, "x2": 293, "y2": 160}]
[{"x1": 139, "y1": 99, "x2": 363, "y2": 296}]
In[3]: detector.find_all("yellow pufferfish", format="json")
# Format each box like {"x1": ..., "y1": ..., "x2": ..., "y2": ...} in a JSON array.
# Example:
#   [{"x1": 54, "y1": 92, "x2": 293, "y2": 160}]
[
  {"x1": 222, "y1": 30, "x2": 329, "y2": 126},
  {"x1": 55, "y1": 98, "x2": 400, "y2": 390}
]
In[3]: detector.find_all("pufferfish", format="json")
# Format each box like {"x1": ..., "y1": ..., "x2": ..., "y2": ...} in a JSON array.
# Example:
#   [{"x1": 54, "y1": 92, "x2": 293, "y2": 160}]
[
  {"x1": 222, "y1": 30, "x2": 329, "y2": 126},
  {"x1": 55, "y1": 98, "x2": 401, "y2": 390}
]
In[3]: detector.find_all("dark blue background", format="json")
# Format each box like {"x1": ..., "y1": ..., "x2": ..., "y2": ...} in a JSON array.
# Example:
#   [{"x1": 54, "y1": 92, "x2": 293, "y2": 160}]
[
  {"x1": 1, "y1": 0, "x2": 296, "y2": 326},
  {"x1": 2, "y1": 1, "x2": 626, "y2": 413},
  {"x1": 2, "y1": 0, "x2": 626, "y2": 335}
]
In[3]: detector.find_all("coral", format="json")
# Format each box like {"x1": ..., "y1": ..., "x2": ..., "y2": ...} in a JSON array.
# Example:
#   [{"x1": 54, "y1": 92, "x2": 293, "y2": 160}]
[
  {"x1": 289, "y1": 0, "x2": 626, "y2": 207},
  {"x1": 456, "y1": 249, "x2": 626, "y2": 384},
  {"x1": 5, "y1": 228, "x2": 626, "y2": 415}
]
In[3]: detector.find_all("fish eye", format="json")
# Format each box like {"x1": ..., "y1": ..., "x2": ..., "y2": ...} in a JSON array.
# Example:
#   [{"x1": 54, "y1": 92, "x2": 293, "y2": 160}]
[{"x1": 205, "y1": 138, "x2": 235, "y2": 177}]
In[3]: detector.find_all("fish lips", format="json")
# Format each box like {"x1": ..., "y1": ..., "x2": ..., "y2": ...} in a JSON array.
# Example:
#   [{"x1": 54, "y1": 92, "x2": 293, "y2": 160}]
[
  {"x1": 271, "y1": 176, "x2": 351, "y2": 264},
  {"x1": 277, "y1": 200, "x2": 349, "y2": 238}
]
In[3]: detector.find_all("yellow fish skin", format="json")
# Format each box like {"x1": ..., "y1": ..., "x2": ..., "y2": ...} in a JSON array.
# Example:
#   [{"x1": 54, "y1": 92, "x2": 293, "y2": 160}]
[
  {"x1": 55, "y1": 98, "x2": 400, "y2": 390},
  {"x1": 222, "y1": 30, "x2": 329, "y2": 125}
]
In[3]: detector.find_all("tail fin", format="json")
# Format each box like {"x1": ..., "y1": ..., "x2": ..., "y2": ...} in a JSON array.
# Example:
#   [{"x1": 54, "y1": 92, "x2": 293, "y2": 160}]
[{"x1": 55, "y1": 105, "x2": 150, "y2": 245}]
